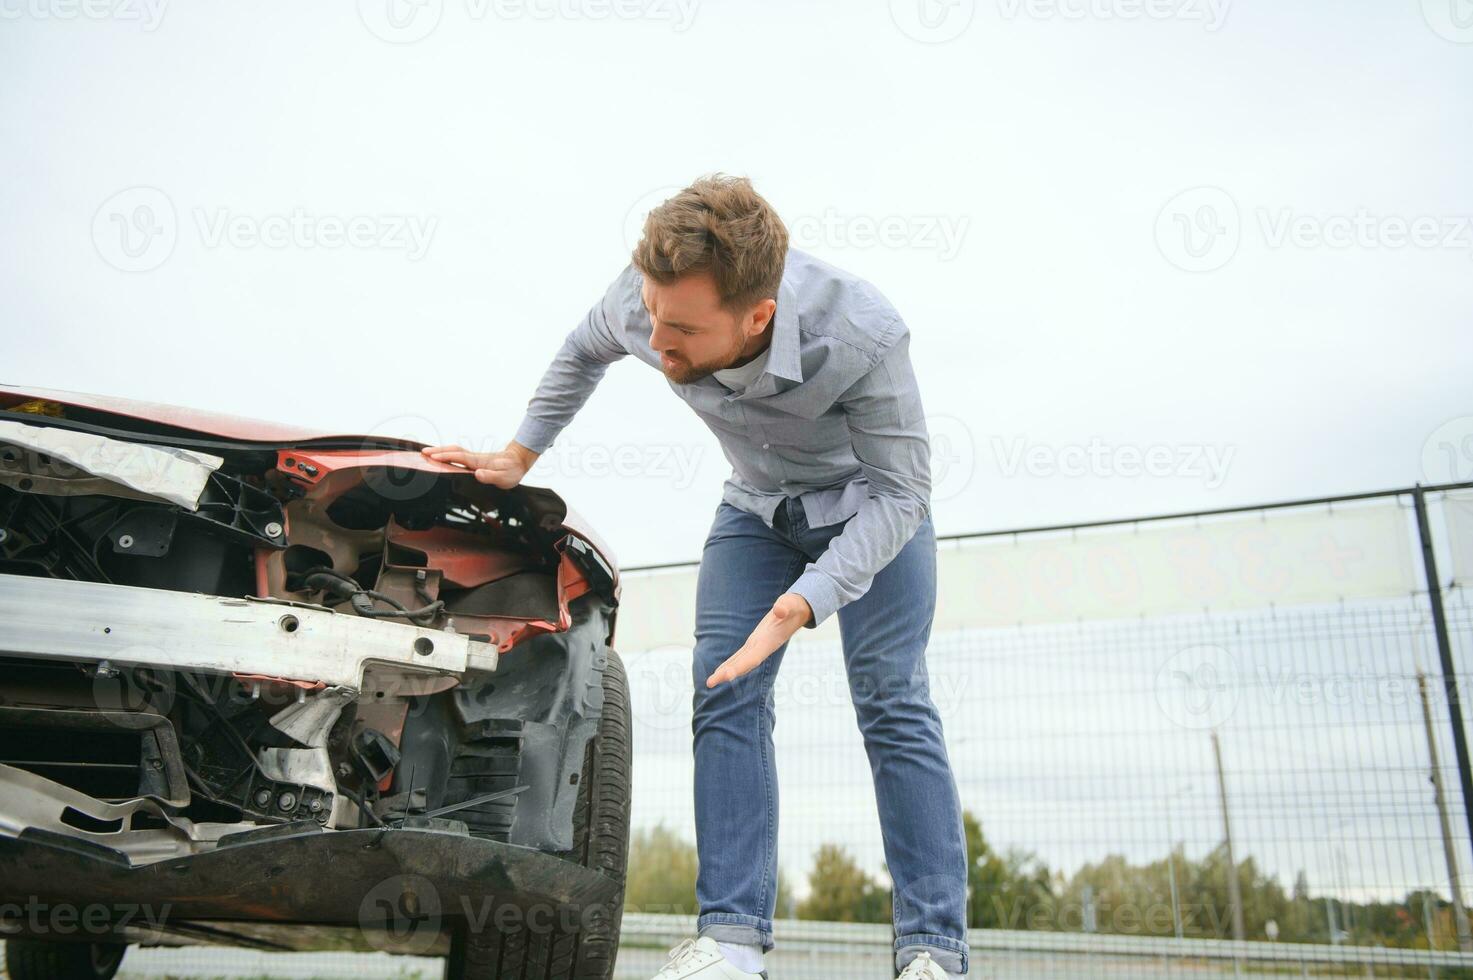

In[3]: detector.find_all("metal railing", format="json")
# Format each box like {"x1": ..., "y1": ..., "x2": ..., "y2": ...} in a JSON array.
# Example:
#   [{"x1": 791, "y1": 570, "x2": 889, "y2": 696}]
[{"x1": 622, "y1": 913, "x2": 1473, "y2": 971}]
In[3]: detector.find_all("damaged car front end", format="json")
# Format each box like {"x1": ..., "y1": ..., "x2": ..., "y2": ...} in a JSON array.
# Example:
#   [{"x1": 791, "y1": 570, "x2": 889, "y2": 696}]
[{"x1": 0, "y1": 386, "x2": 631, "y2": 979}]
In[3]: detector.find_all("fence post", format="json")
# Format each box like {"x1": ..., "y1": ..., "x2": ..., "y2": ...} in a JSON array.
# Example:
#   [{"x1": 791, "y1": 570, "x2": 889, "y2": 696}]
[
  {"x1": 1413, "y1": 486, "x2": 1473, "y2": 865},
  {"x1": 1418, "y1": 670, "x2": 1473, "y2": 950}
]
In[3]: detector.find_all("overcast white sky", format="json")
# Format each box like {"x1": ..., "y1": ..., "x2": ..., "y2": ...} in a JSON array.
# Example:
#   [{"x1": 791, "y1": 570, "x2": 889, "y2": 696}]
[{"x1": 3, "y1": 0, "x2": 1471, "y2": 569}]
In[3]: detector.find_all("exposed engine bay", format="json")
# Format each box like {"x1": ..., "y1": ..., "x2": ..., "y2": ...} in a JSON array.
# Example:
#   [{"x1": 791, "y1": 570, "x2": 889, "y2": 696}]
[{"x1": 0, "y1": 389, "x2": 622, "y2": 872}]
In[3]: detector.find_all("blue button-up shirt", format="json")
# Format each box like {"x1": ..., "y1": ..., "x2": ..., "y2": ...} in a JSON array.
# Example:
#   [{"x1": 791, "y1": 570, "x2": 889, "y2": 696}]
[{"x1": 513, "y1": 247, "x2": 932, "y2": 628}]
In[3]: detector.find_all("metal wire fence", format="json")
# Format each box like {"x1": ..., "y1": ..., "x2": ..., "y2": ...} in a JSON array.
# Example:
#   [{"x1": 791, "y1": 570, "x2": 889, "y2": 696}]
[{"x1": 610, "y1": 484, "x2": 1473, "y2": 978}]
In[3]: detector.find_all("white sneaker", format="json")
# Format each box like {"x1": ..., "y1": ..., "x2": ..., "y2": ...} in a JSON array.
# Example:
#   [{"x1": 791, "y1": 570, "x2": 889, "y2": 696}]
[
  {"x1": 898, "y1": 950, "x2": 951, "y2": 979},
  {"x1": 651, "y1": 936, "x2": 767, "y2": 979}
]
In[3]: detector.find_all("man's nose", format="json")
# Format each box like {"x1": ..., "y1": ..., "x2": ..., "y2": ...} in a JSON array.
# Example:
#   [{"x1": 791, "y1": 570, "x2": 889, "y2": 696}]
[{"x1": 648, "y1": 323, "x2": 675, "y2": 353}]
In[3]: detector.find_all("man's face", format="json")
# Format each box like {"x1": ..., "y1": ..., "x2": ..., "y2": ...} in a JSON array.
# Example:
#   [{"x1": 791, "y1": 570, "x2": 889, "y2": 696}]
[{"x1": 641, "y1": 270, "x2": 777, "y2": 385}]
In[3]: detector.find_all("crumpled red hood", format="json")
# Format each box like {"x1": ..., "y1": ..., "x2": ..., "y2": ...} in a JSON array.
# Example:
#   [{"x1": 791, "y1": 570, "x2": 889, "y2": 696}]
[
  {"x1": 0, "y1": 383, "x2": 620, "y2": 581},
  {"x1": 1, "y1": 384, "x2": 375, "y2": 443}
]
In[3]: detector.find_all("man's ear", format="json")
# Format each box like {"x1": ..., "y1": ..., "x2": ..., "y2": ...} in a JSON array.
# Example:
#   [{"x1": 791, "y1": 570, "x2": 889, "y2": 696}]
[{"x1": 746, "y1": 297, "x2": 777, "y2": 338}]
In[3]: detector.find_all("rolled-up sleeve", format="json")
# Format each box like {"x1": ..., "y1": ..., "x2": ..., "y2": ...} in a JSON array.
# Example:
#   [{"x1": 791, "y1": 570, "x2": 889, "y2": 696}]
[
  {"x1": 786, "y1": 321, "x2": 932, "y2": 627},
  {"x1": 513, "y1": 266, "x2": 635, "y2": 453}
]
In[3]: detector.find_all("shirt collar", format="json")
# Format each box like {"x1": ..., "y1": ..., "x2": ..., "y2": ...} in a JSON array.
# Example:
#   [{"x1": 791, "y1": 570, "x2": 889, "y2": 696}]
[{"x1": 764, "y1": 269, "x2": 803, "y2": 383}]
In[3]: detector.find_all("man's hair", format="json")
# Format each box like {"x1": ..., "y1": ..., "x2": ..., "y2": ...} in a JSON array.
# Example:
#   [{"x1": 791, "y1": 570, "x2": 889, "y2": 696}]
[{"x1": 632, "y1": 174, "x2": 789, "y2": 312}]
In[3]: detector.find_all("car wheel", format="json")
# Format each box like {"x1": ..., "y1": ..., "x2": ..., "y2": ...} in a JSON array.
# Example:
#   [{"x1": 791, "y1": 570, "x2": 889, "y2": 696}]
[
  {"x1": 4, "y1": 938, "x2": 128, "y2": 980},
  {"x1": 446, "y1": 647, "x2": 632, "y2": 980}
]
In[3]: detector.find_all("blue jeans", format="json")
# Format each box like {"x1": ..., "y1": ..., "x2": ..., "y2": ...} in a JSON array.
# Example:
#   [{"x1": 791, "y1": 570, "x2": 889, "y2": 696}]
[{"x1": 690, "y1": 497, "x2": 971, "y2": 976}]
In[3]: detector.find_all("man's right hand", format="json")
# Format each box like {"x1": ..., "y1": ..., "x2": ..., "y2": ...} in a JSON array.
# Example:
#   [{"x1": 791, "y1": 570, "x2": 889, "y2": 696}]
[{"x1": 419, "y1": 441, "x2": 539, "y2": 489}]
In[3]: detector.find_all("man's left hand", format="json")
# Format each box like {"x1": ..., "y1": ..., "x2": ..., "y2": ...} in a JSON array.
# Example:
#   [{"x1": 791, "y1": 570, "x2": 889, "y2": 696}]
[{"x1": 705, "y1": 592, "x2": 813, "y2": 688}]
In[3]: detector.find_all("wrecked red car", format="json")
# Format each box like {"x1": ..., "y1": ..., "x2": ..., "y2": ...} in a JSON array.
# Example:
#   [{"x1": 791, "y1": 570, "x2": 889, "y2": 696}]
[{"x1": 0, "y1": 385, "x2": 631, "y2": 979}]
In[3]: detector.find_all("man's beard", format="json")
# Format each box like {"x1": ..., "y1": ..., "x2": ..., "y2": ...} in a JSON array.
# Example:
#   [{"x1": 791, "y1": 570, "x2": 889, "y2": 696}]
[{"x1": 661, "y1": 331, "x2": 748, "y2": 385}]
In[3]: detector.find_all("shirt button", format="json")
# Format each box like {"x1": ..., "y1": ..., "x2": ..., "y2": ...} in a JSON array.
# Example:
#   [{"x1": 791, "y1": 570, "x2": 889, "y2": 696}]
[{"x1": 762, "y1": 443, "x2": 770, "y2": 449}]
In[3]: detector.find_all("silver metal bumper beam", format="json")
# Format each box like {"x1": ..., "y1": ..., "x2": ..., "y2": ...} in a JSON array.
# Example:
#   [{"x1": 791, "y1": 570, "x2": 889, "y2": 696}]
[{"x1": 0, "y1": 572, "x2": 499, "y2": 687}]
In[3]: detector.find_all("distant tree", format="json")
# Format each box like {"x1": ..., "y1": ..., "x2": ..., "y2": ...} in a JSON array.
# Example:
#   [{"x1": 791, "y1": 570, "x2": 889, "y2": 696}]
[
  {"x1": 624, "y1": 823, "x2": 699, "y2": 917},
  {"x1": 1059, "y1": 853, "x2": 1175, "y2": 936},
  {"x1": 1281, "y1": 870, "x2": 1318, "y2": 943},
  {"x1": 963, "y1": 810, "x2": 1053, "y2": 930},
  {"x1": 797, "y1": 843, "x2": 892, "y2": 923},
  {"x1": 775, "y1": 866, "x2": 795, "y2": 919},
  {"x1": 1187, "y1": 844, "x2": 1290, "y2": 941},
  {"x1": 1048, "y1": 844, "x2": 1299, "y2": 942}
]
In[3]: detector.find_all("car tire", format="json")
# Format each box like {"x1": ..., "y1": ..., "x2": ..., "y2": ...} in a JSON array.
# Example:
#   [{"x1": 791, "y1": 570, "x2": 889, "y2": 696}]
[
  {"x1": 4, "y1": 938, "x2": 128, "y2": 980},
  {"x1": 445, "y1": 647, "x2": 632, "y2": 980}
]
